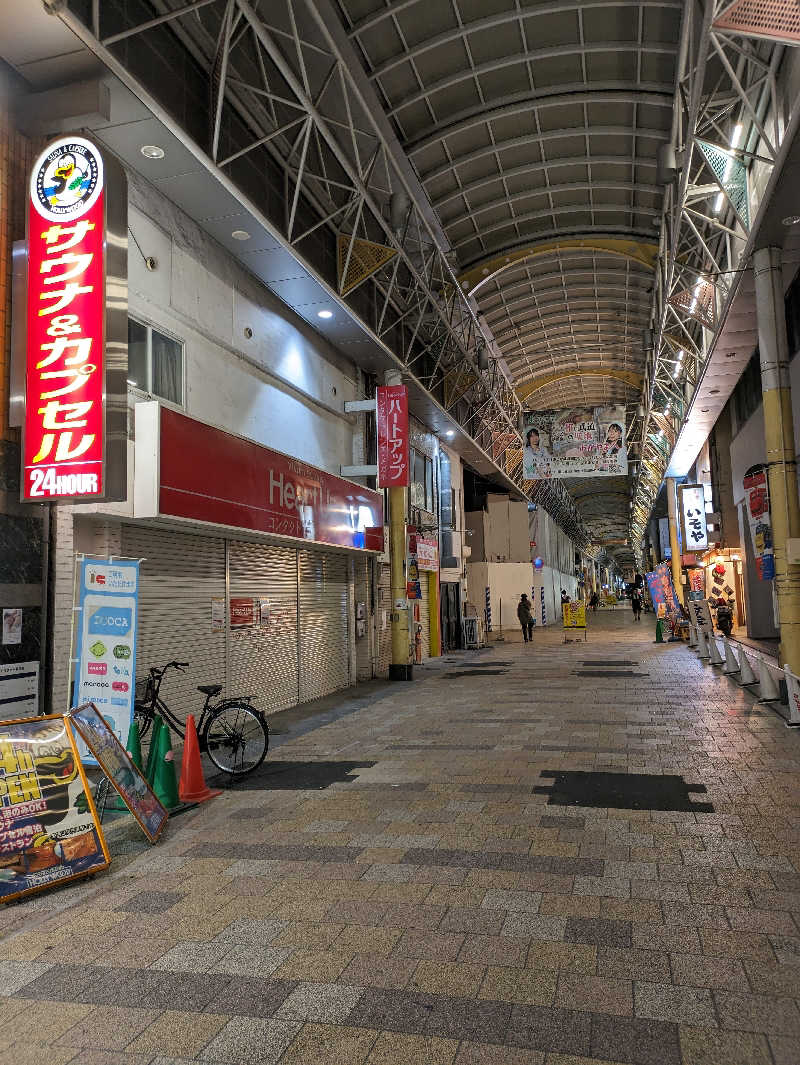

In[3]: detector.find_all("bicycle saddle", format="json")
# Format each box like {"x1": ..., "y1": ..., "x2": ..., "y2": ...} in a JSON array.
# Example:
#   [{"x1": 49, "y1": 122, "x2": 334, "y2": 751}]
[{"x1": 197, "y1": 684, "x2": 223, "y2": 696}]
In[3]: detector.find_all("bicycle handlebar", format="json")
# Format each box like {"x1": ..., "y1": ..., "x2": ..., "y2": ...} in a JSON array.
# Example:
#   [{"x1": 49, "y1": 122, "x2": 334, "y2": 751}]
[{"x1": 149, "y1": 660, "x2": 189, "y2": 678}]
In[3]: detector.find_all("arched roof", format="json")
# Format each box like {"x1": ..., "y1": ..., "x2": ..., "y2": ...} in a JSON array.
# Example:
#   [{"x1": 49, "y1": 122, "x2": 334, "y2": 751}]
[{"x1": 339, "y1": 0, "x2": 683, "y2": 559}]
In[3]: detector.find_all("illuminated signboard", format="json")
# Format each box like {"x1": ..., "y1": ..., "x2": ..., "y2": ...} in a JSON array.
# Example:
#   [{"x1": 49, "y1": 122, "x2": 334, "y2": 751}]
[
  {"x1": 22, "y1": 135, "x2": 127, "y2": 502},
  {"x1": 678, "y1": 483, "x2": 708, "y2": 552},
  {"x1": 376, "y1": 384, "x2": 409, "y2": 487}
]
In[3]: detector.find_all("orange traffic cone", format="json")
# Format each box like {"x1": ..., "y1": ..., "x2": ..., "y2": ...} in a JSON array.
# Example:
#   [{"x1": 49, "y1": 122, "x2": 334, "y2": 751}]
[{"x1": 179, "y1": 714, "x2": 222, "y2": 803}]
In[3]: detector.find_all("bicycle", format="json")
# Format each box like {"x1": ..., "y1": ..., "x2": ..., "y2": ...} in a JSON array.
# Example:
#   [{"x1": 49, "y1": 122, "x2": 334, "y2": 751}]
[{"x1": 134, "y1": 660, "x2": 269, "y2": 777}]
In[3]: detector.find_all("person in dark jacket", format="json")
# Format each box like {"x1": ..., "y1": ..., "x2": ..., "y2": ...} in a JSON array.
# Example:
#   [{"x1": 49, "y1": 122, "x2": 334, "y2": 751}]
[
  {"x1": 631, "y1": 588, "x2": 643, "y2": 621},
  {"x1": 589, "y1": 591, "x2": 599, "y2": 612},
  {"x1": 517, "y1": 593, "x2": 534, "y2": 643}
]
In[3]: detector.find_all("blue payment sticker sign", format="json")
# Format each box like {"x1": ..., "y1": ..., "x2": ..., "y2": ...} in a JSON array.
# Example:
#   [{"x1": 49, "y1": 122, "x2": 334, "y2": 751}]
[
  {"x1": 88, "y1": 606, "x2": 132, "y2": 637},
  {"x1": 73, "y1": 559, "x2": 139, "y2": 765}
]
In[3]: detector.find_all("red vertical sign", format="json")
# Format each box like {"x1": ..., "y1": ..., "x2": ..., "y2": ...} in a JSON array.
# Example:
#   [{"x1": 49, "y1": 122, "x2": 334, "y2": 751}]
[
  {"x1": 376, "y1": 384, "x2": 409, "y2": 487},
  {"x1": 23, "y1": 136, "x2": 106, "y2": 501}
]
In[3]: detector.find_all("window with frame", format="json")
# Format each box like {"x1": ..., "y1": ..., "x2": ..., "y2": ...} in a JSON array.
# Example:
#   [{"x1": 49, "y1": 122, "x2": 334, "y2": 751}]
[
  {"x1": 127, "y1": 318, "x2": 184, "y2": 406},
  {"x1": 409, "y1": 448, "x2": 434, "y2": 513}
]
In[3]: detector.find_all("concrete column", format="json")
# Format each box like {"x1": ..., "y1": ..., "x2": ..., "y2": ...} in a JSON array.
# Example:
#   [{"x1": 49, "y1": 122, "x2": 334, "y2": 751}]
[
  {"x1": 666, "y1": 477, "x2": 683, "y2": 606},
  {"x1": 386, "y1": 370, "x2": 412, "y2": 680},
  {"x1": 754, "y1": 246, "x2": 800, "y2": 672}
]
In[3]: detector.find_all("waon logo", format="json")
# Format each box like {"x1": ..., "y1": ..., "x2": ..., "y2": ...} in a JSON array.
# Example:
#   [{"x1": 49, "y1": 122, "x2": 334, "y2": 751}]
[{"x1": 23, "y1": 136, "x2": 106, "y2": 501}]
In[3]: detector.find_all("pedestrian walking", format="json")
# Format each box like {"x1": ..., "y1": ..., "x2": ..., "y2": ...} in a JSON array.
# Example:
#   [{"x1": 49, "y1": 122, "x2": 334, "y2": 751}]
[
  {"x1": 560, "y1": 589, "x2": 569, "y2": 606},
  {"x1": 631, "y1": 588, "x2": 642, "y2": 622},
  {"x1": 589, "y1": 591, "x2": 599, "y2": 612},
  {"x1": 517, "y1": 593, "x2": 534, "y2": 643}
]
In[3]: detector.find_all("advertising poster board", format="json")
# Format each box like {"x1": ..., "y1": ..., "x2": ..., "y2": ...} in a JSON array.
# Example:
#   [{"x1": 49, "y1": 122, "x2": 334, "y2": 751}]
[
  {"x1": 645, "y1": 563, "x2": 680, "y2": 615},
  {"x1": 562, "y1": 600, "x2": 586, "y2": 629},
  {"x1": 0, "y1": 661, "x2": 40, "y2": 721},
  {"x1": 211, "y1": 597, "x2": 225, "y2": 633},
  {"x1": 743, "y1": 465, "x2": 774, "y2": 580},
  {"x1": 69, "y1": 702, "x2": 167, "y2": 844},
  {"x1": 73, "y1": 559, "x2": 139, "y2": 766},
  {"x1": 522, "y1": 406, "x2": 627, "y2": 480},
  {"x1": 0, "y1": 714, "x2": 109, "y2": 903}
]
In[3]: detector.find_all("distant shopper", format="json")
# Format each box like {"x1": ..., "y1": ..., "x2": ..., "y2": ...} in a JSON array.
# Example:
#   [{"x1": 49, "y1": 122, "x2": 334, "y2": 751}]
[
  {"x1": 631, "y1": 588, "x2": 642, "y2": 622},
  {"x1": 517, "y1": 593, "x2": 534, "y2": 643},
  {"x1": 589, "y1": 591, "x2": 599, "y2": 612},
  {"x1": 560, "y1": 589, "x2": 569, "y2": 605}
]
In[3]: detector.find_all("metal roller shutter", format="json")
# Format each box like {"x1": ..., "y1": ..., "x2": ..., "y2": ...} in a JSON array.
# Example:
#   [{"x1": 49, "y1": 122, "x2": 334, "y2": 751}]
[
  {"x1": 298, "y1": 549, "x2": 349, "y2": 702},
  {"x1": 377, "y1": 562, "x2": 391, "y2": 677},
  {"x1": 228, "y1": 540, "x2": 299, "y2": 715},
  {"x1": 417, "y1": 578, "x2": 430, "y2": 660},
  {"x1": 121, "y1": 524, "x2": 226, "y2": 728}
]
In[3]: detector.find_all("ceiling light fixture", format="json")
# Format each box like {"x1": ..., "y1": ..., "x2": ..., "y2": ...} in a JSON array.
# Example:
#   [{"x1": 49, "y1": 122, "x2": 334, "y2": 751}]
[
  {"x1": 446, "y1": 430, "x2": 455, "y2": 438},
  {"x1": 783, "y1": 215, "x2": 800, "y2": 226},
  {"x1": 231, "y1": 230, "x2": 250, "y2": 240},
  {"x1": 140, "y1": 144, "x2": 165, "y2": 160},
  {"x1": 317, "y1": 309, "x2": 333, "y2": 319}
]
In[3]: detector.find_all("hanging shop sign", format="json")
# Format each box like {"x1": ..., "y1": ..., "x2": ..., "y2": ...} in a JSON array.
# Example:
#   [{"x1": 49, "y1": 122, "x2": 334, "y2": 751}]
[
  {"x1": 376, "y1": 384, "x2": 409, "y2": 487},
  {"x1": 658, "y1": 517, "x2": 672, "y2": 560},
  {"x1": 416, "y1": 537, "x2": 439, "y2": 572},
  {"x1": 522, "y1": 406, "x2": 627, "y2": 480},
  {"x1": 678, "y1": 484, "x2": 708, "y2": 551},
  {"x1": 73, "y1": 558, "x2": 139, "y2": 766},
  {"x1": 22, "y1": 135, "x2": 127, "y2": 503},
  {"x1": 743, "y1": 465, "x2": 774, "y2": 580},
  {"x1": 135, "y1": 405, "x2": 383, "y2": 551},
  {"x1": 0, "y1": 714, "x2": 109, "y2": 903},
  {"x1": 68, "y1": 702, "x2": 167, "y2": 844},
  {"x1": 645, "y1": 563, "x2": 679, "y2": 615},
  {"x1": 406, "y1": 530, "x2": 422, "y2": 600}
]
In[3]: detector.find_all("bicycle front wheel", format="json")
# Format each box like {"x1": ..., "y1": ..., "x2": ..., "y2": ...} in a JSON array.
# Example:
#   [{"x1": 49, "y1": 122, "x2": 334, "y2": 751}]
[{"x1": 202, "y1": 702, "x2": 268, "y2": 776}]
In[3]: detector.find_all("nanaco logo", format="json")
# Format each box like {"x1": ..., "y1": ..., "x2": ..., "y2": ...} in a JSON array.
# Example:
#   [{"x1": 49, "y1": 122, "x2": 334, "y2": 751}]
[{"x1": 30, "y1": 136, "x2": 103, "y2": 222}]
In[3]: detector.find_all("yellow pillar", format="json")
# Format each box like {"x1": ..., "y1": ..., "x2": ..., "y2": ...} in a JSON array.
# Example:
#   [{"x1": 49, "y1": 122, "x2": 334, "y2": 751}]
[
  {"x1": 666, "y1": 477, "x2": 683, "y2": 606},
  {"x1": 428, "y1": 570, "x2": 441, "y2": 657},
  {"x1": 754, "y1": 247, "x2": 800, "y2": 672}
]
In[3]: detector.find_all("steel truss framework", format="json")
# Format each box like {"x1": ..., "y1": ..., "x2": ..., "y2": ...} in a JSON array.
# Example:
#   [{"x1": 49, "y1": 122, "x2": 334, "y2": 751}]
[
  {"x1": 59, "y1": 0, "x2": 595, "y2": 548},
  {"x1": 630, "y1": 0, "x2": 799, "y2": 564}
]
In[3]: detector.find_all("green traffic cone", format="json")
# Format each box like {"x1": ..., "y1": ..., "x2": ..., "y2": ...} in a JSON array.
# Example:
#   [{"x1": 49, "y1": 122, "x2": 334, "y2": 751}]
[
  {"x1": 145, "y1": 715, "x2": 163, "y2": 786},
  {"x1": 110, "y1": 719, "x2": 145, "y2": 810},
  {"x1": 152, "y1": 719, "x2": 179, "y2": 809},
  {"x1": 655, "y1": 618, "x2": 664, "y2": 643},
  {"x1": 126, "y1": 719, "x2": 143, "y2": 773}
]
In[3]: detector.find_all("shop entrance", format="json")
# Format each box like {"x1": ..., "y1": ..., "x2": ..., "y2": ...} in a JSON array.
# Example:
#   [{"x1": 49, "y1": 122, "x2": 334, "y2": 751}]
[{"x1": 440, "y1": 581, "x2": 462, "y2": 652}]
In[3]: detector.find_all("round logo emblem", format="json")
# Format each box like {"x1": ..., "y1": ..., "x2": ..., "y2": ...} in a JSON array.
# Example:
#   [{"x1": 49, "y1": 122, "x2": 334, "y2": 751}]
[{"x1": 30, "y1": 136, "x2": 104, "y2": 222}]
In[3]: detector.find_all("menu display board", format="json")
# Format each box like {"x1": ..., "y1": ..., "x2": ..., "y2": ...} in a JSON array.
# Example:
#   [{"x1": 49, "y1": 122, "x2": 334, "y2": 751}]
[
  {"x1": 69, "y1": 702, "x2": 167, "y2": 844},
  {"x1": 0, "y1": 715, "x2": 108, "y2": 903}
]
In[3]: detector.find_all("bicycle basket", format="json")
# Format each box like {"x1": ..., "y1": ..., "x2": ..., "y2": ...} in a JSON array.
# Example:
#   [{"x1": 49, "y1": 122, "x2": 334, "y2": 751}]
[{"x1": 134, "y1": 675, "x2": 153, "y2": 703}]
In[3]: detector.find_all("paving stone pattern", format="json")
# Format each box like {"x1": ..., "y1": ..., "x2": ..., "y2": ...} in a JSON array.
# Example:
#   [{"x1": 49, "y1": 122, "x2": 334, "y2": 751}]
[{"x1": 2, "y1": 608, "x2": 800, "y2": 1064}]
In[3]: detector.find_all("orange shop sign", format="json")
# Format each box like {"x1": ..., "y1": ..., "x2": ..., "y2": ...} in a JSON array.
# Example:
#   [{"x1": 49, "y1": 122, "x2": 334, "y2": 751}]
[{"x1": 22, "y1": 136, "x2": 126, "y2": 502}]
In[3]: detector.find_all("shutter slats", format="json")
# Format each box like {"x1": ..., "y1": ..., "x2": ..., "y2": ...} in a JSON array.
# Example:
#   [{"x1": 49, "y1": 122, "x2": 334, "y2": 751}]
[{"x1": 228, "y1": 541, "x2": 299, "y2": 715}]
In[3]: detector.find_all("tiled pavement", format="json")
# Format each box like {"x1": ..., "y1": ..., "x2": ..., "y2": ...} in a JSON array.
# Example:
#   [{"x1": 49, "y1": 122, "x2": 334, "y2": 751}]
[{"x1": 3, "y1": 607, "x2": 800, "y2": 1065}]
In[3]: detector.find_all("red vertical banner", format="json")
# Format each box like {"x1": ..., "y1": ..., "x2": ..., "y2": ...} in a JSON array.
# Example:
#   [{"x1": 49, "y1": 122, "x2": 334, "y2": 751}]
[
  {"x1": 23, "y1": 136, "x2": 107, "y2": 501},
  {"x1": 376, "y1": 384, "x2": 409, "y2": 487}
]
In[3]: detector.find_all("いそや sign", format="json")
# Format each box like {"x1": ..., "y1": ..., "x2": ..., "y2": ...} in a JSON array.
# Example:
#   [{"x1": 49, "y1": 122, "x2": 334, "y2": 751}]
[
  {"x1": 22, "y1": 135, "x2": 127, "y2": 502},
  {"x1": 678, "y1": 484, "x2": 708, "y2": 552},
  {"x1": 376, "y1": 384, "x2": 409, "y2": 487}
]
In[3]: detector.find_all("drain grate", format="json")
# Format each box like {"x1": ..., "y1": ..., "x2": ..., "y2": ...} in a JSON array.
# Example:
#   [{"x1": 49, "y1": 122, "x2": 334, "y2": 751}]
[
  {"x1": 443, "y1": 669, "x2": 508, "y2": 678},
  {"x1": 582, "y1": 659, "x2": 637, "y2": 666},
  {"x1": 211, "y1": 760, "x2": 376, "y2": 791},
  {"x1": 534, "y1": 769, "x2": 713, "y2": 812},
  {"x1": 574, "y1": 670, "x2": 648, "y2": 678}
]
